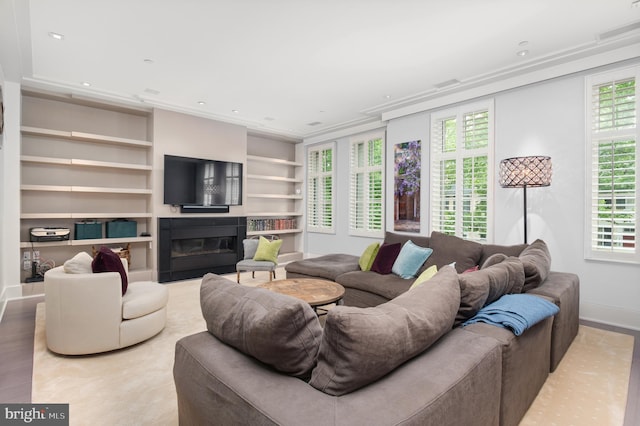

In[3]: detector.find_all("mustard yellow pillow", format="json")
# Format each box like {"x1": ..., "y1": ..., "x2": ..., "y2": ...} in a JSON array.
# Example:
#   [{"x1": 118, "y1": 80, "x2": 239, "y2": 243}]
[
  {"x1": 409, "y1": 265, "x2": 438, "y2": 290},
  {"x1": 253, "y1": 236, "x2": 283, "y2": 263}
]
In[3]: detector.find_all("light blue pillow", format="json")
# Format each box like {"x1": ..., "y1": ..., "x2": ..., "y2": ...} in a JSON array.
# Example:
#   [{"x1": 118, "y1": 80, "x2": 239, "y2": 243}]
[{"x1": 392, "y1": 240, "x2": 434, "y2": 279}]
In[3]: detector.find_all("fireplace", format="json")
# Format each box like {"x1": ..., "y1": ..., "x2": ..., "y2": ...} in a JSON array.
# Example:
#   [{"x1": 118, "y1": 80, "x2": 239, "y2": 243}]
[{"x1": 158, "y1": 217, "x2": 246, "y2": 283}]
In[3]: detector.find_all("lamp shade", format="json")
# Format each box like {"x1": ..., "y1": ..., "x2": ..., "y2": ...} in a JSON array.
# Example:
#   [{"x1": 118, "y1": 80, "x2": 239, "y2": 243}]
[{"x1": 499, "y1": 156, "x2": 552, "y2": 188}]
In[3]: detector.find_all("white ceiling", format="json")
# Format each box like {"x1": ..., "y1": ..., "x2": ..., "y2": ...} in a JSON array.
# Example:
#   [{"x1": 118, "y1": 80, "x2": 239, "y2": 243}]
[{"x1": 2, "y1": 0, "x2": 640, "y2": 139}]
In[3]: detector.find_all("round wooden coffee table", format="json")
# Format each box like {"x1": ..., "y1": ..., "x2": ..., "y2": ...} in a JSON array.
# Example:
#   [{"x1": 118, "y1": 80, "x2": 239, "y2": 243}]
[{"x1": 257, "y1": 278, "x2": 345, "y2": 314}]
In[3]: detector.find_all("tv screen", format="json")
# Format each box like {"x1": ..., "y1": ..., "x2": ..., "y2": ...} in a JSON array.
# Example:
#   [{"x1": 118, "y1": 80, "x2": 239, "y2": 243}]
[{"x1": 164, "y1": 154, "x2": 243, "y2": 206}]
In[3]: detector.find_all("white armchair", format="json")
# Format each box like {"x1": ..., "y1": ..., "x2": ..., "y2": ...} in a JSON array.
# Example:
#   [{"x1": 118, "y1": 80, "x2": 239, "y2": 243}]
[{"x1": 44, "y1": 257, "x2": 168, "y2": 355}]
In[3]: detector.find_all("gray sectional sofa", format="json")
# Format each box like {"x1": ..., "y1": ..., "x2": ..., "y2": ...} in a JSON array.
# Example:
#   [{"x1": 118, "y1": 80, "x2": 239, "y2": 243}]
[{"x1": 173, "y1": 231, "x2": 580, "y2": 426}]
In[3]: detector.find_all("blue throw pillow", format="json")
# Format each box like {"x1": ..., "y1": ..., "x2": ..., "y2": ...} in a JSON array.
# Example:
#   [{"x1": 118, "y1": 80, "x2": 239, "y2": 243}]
[{"x1": 392, "y1": 240, "x2": 434, "y2": 279}]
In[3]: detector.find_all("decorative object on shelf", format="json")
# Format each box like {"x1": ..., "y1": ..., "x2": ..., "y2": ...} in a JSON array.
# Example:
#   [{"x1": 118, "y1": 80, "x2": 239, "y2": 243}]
[
  {"x1": 75, "y1": 220, "x2": 102, "y2": 240},
  {"x1": 499, "y1": 156, "x2": 552, "y2": 243}
]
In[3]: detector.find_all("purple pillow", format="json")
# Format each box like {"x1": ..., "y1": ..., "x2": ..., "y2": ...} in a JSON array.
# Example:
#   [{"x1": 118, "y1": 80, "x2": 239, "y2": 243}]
[
  {"x1": 370, "y1": 243, "x2": 402, "y2": 274},
  {"x1": 92, "y1": 246, "x2": 128, "y2": 295}
]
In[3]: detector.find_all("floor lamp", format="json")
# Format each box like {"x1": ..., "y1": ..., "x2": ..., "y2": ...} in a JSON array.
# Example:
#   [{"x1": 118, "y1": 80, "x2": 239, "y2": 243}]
[{"x1": 499, "y1": 156, "x2": 552, "y2": 244}]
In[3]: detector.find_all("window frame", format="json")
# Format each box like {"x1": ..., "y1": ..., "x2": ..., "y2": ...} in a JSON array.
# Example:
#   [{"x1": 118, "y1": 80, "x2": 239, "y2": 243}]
[
  {"x1": 584, "y1": 66, "x2": 639, "y2": 264},
  {"x1": 349, "y1": 131, "x2": 385, "y2": 238},
  {"x1": 306, "y1": 142, "x2": 336, "y2": 234},
  {"x1": 430, "y1": 100, "x2": 494, "y2": 243}
]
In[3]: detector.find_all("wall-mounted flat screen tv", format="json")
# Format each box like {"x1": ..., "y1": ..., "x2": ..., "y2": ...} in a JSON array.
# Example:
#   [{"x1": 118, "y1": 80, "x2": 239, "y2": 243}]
[{"x1": 163, "y1": 154, "x2": 243, "y2": 206}]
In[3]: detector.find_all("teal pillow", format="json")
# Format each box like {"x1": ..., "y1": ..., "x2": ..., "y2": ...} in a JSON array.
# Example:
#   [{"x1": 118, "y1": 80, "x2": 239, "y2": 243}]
[
  {"x1": 359, "y1": 242, "x2": 380, "y2": 271},
  {"x1": 253, "y1": 237, "x2": 283, "y2": 263},
  {"x1": 391, "y1": 240, "x2": 434, "y2": 279}
]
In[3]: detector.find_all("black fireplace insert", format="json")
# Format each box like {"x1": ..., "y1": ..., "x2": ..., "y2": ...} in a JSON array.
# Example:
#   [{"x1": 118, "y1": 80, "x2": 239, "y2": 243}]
[{"x1": 158, "y1": 217, "x2": 246, "y2": 283}]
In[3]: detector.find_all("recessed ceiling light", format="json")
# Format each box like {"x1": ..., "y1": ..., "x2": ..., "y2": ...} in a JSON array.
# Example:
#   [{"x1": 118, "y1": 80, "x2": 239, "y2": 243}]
[
  {"x1": 264, "y1": 117, "x2": 275, "y2": 121},
  {"x1": 632, "y1": 0, "x2": 640, "y2": 8},
  {"x1": 81, "y1": 81, "x2": 91, "y2": 87},
  {"x1": 197, "y1": 101, "x2": 206, "y2": 105},
  {"x1": 384, "y1": 95, "x2": 391, "y2": 99},
  {"x1": 144, "y1": 88, "x2": 160, "y2": 95},
  {"x1": 518, "y1": 40, "x2": 529, "y2": 47},
  {"x1": 232, "y1": 109, "x2": 239, "y2": 114},
  {"x1": 48, "y1": 32, "x2": 64, "y2": 40},
  {"x1": 143, "y1": 58, "x2": 154, "y2": 64},
  {"x1": 517, "y1": 49, "x2": 529, "y2": 57}
]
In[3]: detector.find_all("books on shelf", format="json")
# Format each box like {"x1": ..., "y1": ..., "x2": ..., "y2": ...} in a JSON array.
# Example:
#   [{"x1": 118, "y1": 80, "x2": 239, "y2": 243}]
[{"x1": 248, "y1": 217, "x2": 298, "y2": 232}]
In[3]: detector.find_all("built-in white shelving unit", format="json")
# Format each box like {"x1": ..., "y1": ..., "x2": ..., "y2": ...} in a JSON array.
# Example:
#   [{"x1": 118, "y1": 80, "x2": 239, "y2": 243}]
[
  {"x1": 246, "y1": 134, "x2": 303, "y2": 262},
  {"x1": 20, "y1": 89, "x2": 153, "y2": 282}
]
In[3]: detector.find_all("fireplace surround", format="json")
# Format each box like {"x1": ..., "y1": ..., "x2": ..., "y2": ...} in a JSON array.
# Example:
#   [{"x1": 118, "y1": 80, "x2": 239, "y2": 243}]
[{"x1": 158, "y1": 217, "x2": 246, "y2": 283}]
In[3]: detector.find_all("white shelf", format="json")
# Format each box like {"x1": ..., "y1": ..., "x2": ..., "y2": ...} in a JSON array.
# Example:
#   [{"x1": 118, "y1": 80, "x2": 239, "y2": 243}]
[
  {"x1": 247, "y1": 229, "x2": 302, "y2": 236},
  {"x1": 247, "y1": 193, "x2": 302, "y2": 200},
  {"x1": 21, "y1": 213, "x2": 153, "y2": 219},
  {"x1": 247, "y1": 212, "x2": 303, "y2": 217},
  {"x1": 21, "y1": 185, "x2": 152, "y2": 194},
  {"x1": 247, "y1": 155, "x2": 302, "y2": 167},
  {"x1": 247, "y1": 174, "x2": 303, "y2": 183},
  {"x1": 20, "y1": 90, "x2": 154, "y2": 284},
  {"x1": 278, "y1": 251, "x2": 304, "y2": 263},
  {"x1": 20, "y1": 236, "x2": 153, "y2": 248},
  {"x1": 21, "y1": 126, "x2": 152, "y2": 148},
  {"x1": 21, "y1": 155, "x2": 152, "y2": 171}
]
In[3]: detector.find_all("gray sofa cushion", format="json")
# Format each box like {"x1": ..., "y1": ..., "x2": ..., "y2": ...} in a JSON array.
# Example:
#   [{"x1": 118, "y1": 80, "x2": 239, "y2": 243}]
[
  {"x1": 519, "y1": 239, "x2": 551, "y2": 292},
  {"x1": 309, "y1": 265, "x2": 460, "y2": 396},
  {"x1": 426, "y1": 231, "x2": 483, "y2": 273},
  {"x1": 199, "y1": 273, "x2": 322, "y2": 378},
  {"x1": 284, "y1": 254, "x2": 360, "y2": 281},
  {"x1": 336, "y1": 270, "x2": 414, "y2": 301}
]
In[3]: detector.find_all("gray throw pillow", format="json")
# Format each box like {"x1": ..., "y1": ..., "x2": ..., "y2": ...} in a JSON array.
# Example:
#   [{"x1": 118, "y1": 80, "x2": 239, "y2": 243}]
[
  {"x1": 425, "y1": 231, "x2": 483, "y2": 273},
  {"x1": 309, "y1": 266, "x2": 460, "y2": 396},
  {"x1": 481, "y1": 253, "x2": 508, "y2": 269},
  {"x1": 200, "y1": 273, "x2": 322, "y2": 378},
  {"x1": 243, "y1": 239, "x2": 259, "y2": 260},
  {"x1": 456, "y1": 269, "x2": 490, "y2": 326},
  {"x1": 519, "y1": 239, "x2": 551, "y2": 292}
]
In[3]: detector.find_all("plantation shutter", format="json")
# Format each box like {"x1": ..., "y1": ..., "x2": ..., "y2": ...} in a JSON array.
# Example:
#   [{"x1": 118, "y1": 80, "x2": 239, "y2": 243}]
[
  {"x1": 586, "y1": 68, "x2": 638, "y2": 261},
  {"x1": 431, "y1": 102, "x2": 493, "y2": 242},
  {"x1": 349, "y1": 133, "x2": 384, "y2": 237},
  {"x1": 307, "y1": 143, "x2": 335, "y2": 233}
]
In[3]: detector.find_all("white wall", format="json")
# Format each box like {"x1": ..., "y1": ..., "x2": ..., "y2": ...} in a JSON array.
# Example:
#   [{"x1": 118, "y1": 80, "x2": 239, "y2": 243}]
[
  {"x1": 151, "y1": 108, "x2": 247, "y2": 280},
  {"x1": 495, "y1": 68, "x2": 640, "y2": 330},
  {"x1": 0, "y1": 80, "x2": 22, "y2": 302},
  {"x1": 304, "y1": 61, "x2": 640, "y2": 330},
  {"x1": 303, "y1": 128, "x2": 387, "y2": 257}
]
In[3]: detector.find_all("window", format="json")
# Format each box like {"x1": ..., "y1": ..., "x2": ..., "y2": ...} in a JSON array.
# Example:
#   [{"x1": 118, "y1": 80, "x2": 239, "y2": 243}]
[
  {"x1": 307, "y1": 142, "x2": 335, "y2": 233},
  {"x1": 349, "y1": 132, "x2": 385, "y2": 237},
  {"x1": 585, "y1": 66, "x2": 639, "y2": 263},
  {"x1": 430, "y1": 101, "x2": 494, "y2": 242}
]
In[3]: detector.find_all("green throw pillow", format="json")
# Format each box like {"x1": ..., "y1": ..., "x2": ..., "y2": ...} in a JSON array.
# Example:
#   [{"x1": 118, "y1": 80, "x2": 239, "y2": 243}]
[
  {"x1": 409, "y1": 265, "x2": 438, "y2": 290},
  {"x1": 359, "y1": 242, "x2": 380, "y2": 271},
  {"x1": 253, "y1": 237, "x2": 283, "y2": 263}
]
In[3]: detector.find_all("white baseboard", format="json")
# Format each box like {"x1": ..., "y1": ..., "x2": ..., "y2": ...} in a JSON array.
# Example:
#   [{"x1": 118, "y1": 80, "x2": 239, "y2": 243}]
[
  {"x1": 0, "y1": 284, "x2": 23, "y2": 323},
  {"x1": 580, "y1": 301, "x2": 640, "y2": 332}
]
